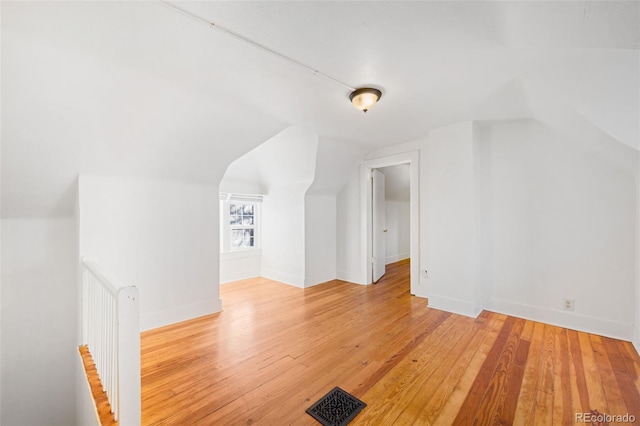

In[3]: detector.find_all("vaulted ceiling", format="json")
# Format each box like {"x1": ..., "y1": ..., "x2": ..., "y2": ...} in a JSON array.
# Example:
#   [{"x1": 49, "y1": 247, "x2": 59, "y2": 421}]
[{"x1": 2, "y1": 1, "x2": 638, "y2": 217}]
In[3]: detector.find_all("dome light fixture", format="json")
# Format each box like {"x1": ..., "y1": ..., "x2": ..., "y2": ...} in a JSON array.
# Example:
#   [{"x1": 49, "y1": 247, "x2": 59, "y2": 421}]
[{"x1": 349, "y1": 88, "x2": 382, "y2": 113}]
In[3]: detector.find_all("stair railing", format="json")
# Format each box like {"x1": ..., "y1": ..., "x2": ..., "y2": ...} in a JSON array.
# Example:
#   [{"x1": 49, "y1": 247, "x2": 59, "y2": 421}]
[{"x1": 81, "y1": 257, "x2": 140, "y2": 425}]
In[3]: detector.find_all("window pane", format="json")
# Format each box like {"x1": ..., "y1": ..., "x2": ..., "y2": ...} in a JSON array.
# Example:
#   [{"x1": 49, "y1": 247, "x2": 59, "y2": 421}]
[
  {"x1": 243, "y1": 229, "x2": 254, "y2": 247},
  {"x1": 226, "y1": 202, "x2": 258, "y2": 250},
  {"x1": 231, "y1": 229, "x2": 244, "y2": 248}
]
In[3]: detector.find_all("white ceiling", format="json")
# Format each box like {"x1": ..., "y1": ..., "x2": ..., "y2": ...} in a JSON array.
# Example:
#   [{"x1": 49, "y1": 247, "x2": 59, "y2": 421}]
[{"x1": 2, "y1": 1, "x2": 638, "y2": 217}]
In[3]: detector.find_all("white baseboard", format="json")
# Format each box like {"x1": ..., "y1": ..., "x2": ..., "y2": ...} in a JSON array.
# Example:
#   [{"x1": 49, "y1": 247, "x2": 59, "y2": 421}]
[
  {"x1": 484, "y1": 297, "x2": 633, "y2": 341},
  {"x1": 261, "y1": 269, "x2": 306, "y2": 288},
  {"x1": 304, "y1": 272, "x2": 336, "y2": 288},
  {"x1": 141, "y1": 298, "x2": 222, "y2": 331},
  {"x1": 336, "y1": 269, "x2": 367, "y2": 285},
  {"x1": 386, "y1": 252, "x2": 410, "y2": 265},
  {"x1": 220, "y1": 250, "x2": 261, "y2": 283},
  {"x1": 633, "y1": 325, "x2": 640, "y2": 355},
  {"x1": 304, "y1": 279, "x2": 328, "y2": 288},
  {"x1": 427, "y1": 294, "x2": 482, "y2": 318},
  {"x1": 220, "y1": 272, "x2": 260, "y2": 284}
]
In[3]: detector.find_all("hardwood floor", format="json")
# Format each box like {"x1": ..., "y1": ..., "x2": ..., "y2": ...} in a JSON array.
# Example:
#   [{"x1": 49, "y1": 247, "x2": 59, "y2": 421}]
[{"x1": 140, "y1": 260, "x2": 640, "y2": 425}]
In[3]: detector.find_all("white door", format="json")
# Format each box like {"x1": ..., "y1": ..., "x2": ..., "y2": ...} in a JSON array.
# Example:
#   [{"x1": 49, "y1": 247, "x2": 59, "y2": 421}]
[{"x1": 372, "y1": 169, "x2": 386, "y2": 282}]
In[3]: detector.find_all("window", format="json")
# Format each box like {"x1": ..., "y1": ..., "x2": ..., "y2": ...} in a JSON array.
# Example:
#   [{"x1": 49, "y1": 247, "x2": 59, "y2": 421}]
[
  {"x1": 229, "y1": 203, "x2": 255, "y2": 249},
  {"x1": 220, "y1": 194, "x2": 262, "y2": 253}
]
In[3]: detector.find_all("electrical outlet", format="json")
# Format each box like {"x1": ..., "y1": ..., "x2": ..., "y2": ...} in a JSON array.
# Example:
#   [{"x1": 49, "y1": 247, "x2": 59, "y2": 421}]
[{"x1": 563, "y1": 298, "x2": 575, "y2": 311}]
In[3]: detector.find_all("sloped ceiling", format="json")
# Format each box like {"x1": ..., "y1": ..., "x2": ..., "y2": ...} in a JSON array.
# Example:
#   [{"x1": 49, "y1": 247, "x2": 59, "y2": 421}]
[
  {"x1": 221, "y1": 126, "x2": 318, "y2": 194},
  {"x1": 2, "y1": 1, "x2": 638, "y2": 217}
]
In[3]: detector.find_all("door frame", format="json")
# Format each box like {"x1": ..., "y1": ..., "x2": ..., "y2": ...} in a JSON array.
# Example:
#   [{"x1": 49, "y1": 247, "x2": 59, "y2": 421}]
[{"x1": 360, "y1": 150, "x2": 420, "y2": 295}]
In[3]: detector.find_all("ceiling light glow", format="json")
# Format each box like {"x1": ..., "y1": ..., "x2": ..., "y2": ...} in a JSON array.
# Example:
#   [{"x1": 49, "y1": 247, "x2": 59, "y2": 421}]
[{"x1": 349, "y1": 88, "x2": 382, "y2": 113}]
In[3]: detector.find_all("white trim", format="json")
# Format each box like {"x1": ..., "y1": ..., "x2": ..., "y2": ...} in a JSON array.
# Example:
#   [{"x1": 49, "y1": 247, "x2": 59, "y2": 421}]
[
  {"x1": 220, "y1": 249, "x2": 262, "y2": 260},
  {"x1": 261, "y1": 269, "x2": 306, "y2": 288},
  {"x1": 484, "y1": 297, "x2": 633, "y2": 341},
  {"x1": 219, "y1": 249, "x2": 261, "y2": 284},
  {"x1": 361, "y1": 151, "x2": 420, "y2": 295},
  {"x1": 140, "y1": 298, "x2": 222, "y2": 331},
  {"x1": 305, "y1": 272, "x2": 336, "y2": 288},
  {"x1": 220, "y1": 273, "x2": 260, "y2": 284},
  {"x1": 633, "y1": 325, "x2": 640, "y2": 355},
  {"x1": 428, "y1": 294, "x2": 482, "y2": 318},
  {"x1": 219, "y1": 192, "x2": 264, "y2": 202},
  {"x1": 336, "y1": 269, "x2": 367, "y2": 285},
  {"x1": 304, "y1": 276, "x2": 331, "y2": 288}
]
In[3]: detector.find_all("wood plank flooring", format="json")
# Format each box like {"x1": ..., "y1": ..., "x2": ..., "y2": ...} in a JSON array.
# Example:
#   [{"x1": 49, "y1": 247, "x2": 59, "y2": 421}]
[{"x1": 139, "y1": 260, "x2": 640, "y2": 425}]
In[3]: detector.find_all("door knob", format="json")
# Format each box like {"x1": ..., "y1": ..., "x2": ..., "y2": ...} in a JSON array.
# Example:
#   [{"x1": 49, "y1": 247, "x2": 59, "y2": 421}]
[{"x1": 383, "y1": 229, "x2": 388, "y2": 233}]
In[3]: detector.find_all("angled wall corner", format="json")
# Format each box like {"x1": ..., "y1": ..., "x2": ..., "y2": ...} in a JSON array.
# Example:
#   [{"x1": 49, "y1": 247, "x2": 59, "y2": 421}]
[
  {"x1": 305, "y1": 136, "x2": 369, "y2": 287},
  {"x1": 220, "y1": 127, "x2": 369, "y2": 289},
  {"x1": 254, "y1": 127, "x2": 318, "y2": 287}
]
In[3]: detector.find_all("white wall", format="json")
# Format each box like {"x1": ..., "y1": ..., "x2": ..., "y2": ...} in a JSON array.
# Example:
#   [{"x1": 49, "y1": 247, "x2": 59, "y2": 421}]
[
  {"x1": 305, "y1": 194, "x2": 337, "y2": 286},
  {"x1": 379, "y1": 164, "x2": 411, "y2": 264},
  {"x1": 635, "y1": 152, "x2": 640, "y2": 353},
  {"x1": 384, "y1": 200, "x2": 410, "y2": 264},
  {"x1": 637, "y1": 54, "x2": 640, "y2": 353},
  {"x1": 220, "y1": 127, "x2": 318, "y2": 288},
  {"x1": 75, "y1": 351, "x2": 100, "y2": 426},
  {"x1": 0, "y1": 3, "x2": 3, "y2": 420},
  {"x1": 220, "y1": 128, "x2": 370, "y2": 289},
  {"x1": 218, "y1": 159, "x2": 265, "y2": 285},
  {"x1": 261, "y1": 184, "x2": 309, "y2": 287},
  {"x1": 220, "y1": 251, "x2": 261, "y2": 284},
  {"x1": 422, "y1": 122, "x2": 481, "y2": 316},
  {"x1": 79, "y1": 174, "x2": 221, "y2": 331},
  {"x1": 336, "y1": 146, "x2": 418, "y2": 286},
  {"x1": 481, "y1": 119, "x2": 636, "y2": 339},
  {"x1": 1, "y1": 218, "x2": 77, "y2": 425},
  {"x1": 304, "y1": 136, "x2": 368, "y2": 286},
  {"x1": 336, "y1": 169, "x2": 365, "y2": 284},
  {"x1": 341, "y1": 118, "x2": 638, "y2": 341}
]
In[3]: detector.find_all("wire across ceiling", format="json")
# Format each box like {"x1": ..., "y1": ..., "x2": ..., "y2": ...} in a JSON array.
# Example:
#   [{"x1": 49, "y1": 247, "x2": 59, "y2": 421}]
[{"x1": 157, "y1": 1, "x2": 356, "y2": 92}]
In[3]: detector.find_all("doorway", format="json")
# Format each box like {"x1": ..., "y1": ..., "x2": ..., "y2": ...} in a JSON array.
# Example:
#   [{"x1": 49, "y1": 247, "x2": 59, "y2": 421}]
[
  {"x1": 360, "y1": 151, "x2": 420, "y2": 295},
  {"x1": 372, "y1": 164, "x2": 412, "y2": 283}
]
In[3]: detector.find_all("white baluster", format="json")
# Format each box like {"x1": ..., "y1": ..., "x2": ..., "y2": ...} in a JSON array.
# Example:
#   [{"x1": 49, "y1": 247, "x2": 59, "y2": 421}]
[{"x1": 81, "y1": 259, "x2": 140, "y2": 425}]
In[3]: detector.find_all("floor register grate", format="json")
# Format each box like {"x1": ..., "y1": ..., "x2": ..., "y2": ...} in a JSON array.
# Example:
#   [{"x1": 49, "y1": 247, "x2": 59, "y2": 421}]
[{"x1": 305, "y1": 386, "x2": 367, "y2": 426}]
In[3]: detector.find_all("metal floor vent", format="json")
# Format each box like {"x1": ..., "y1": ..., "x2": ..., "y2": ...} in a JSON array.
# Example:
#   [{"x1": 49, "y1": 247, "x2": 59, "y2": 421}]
[{"x1": 305, "y1": 387, "x2": 367, "y2": 426}]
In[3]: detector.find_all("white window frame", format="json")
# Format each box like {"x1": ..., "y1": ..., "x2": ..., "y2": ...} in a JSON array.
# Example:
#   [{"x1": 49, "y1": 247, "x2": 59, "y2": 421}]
[{"x1": 219, "y1": 193, "x2": 262, "y2": 253}]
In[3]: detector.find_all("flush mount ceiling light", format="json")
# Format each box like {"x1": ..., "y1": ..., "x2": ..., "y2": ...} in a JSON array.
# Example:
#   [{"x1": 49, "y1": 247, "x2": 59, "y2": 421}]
[{"x1": 349, "y1": 88, "x2": 382, "y2": 113}]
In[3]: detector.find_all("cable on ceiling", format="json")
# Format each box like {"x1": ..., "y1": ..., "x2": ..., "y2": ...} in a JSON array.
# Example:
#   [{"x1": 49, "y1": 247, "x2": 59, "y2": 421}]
[{"x1": 157, "y1": 0, "x2": 356, "y2": 92}]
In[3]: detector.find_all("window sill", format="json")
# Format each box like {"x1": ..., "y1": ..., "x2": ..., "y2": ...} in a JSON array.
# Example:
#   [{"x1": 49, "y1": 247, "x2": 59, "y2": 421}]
[{"x1": 220, "y1": 249, "x2": 262, "y2": 260}]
